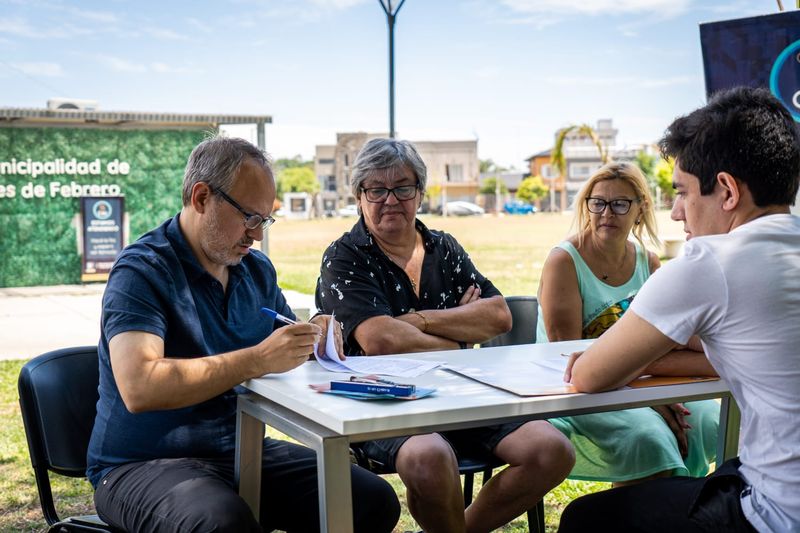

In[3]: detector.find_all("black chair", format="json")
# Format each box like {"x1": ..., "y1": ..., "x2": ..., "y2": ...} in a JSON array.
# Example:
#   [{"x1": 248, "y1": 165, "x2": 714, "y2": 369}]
[
  {"x1": 18, "y1": 346, "x2": 117, "y2": 532},
  {"x1": 481, "y1": 295, "x2": 538, "y2": 348},
  {"x1": 473, "y1": 295, "x2": 544, "y2": 532}
]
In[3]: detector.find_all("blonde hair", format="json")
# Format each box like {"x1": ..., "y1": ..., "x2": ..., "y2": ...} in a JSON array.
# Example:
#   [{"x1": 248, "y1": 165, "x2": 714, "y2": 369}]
[{"x1": 572, "y1": 161, "x2": 661, "y2": 249}]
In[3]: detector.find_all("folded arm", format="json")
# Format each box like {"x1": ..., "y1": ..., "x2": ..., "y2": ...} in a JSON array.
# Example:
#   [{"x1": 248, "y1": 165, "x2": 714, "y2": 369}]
[
  {"x1": 354, "y1": 293, "x2": 511, "y2": 355},
  {"x1": 642, "y1": 348, "x2": 717, "y2": 377},
  {"x1": 401, "y1": 292, "x2": 512, "y2": 344},
  {"x1": 570, "y1": 310, "x2": 716, "y2": 392}
]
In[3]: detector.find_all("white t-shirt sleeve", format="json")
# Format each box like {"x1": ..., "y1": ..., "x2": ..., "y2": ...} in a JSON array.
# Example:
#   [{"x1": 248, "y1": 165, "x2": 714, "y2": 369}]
[{"x1": 630, "y1": 240, "x2": 728, "y2": 345}]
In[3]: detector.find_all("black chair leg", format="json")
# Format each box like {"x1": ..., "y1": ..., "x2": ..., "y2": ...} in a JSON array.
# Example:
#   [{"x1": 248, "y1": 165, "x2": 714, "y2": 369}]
[
  {"x1": 482, "y1": 466, "x2": 543, "y2": 533},
  {"x1": 463, "y1": 472, "x2": 475, "y2": 507},
  {"x1": 526, "y1": 498, "x2": 545, "y2": 533}
]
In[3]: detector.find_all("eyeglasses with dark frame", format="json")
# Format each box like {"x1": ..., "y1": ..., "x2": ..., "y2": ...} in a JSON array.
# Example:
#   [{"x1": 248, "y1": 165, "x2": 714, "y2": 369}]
[
  {"x1": 213, "y1": 187, "x2": 276, "y2": 230},
  {"x1": 360, "y1": 183, "x2": 420, "y2": 203},
  {"x1": 586, "y1": 197, "x2": 639, "y2": 215}
]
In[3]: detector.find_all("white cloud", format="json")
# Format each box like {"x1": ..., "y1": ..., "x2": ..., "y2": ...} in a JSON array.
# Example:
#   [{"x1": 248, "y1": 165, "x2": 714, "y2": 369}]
[
  {"x1": 226, "y1": 1, "x2": 363, "y2": 26},
  {"x1": 144, "y1": 27, "x2": 189, "y2": 41},
  {"x1": 0, "y1": 16, "x2": 46, "y2": 38},
  {"x1": 186, "y1": 17, "x2": 213, "y2": 33},
  {"x1": 65, "y1": 6, "x2": 119, "y2": 24},
  {"x1": 151, "y1": 62, "x2": 204, "y2": 74},
  {"x1": 96, "y1": 55, "x2": 147, "y2": 73},
  {"x1": 11, "y1": 62, "x2": 64, "y2": 77},
  {"x1": 501, "y1": 0, "x2": 690, "y2": 17},
  {"x1": 544, "y1": 74, "x2": 696, "y2": 88},
  {"x1": 639, "y1": 75, "x2": 696, "y2": 88},
  {"x1": 91, "y1": 56, "x2": 205, "y2": 75},
  {"x1": 310, "y1": 0, "x2": 369, "y2": 9},
  {"x1": 0, "y1": 16, "x2": 94, "y2": 38},
  {"x1": 699, "y1": 0, "x2": 766, "y2": 16},
  {"x1": 499, "y1": 14, "x2": 561, "y2": 29}
]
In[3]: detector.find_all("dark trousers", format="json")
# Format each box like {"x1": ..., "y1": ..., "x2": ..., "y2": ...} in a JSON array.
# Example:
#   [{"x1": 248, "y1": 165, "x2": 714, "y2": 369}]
[
  {"x1": 559, "y1": 458, "x2": 757, "y2": 533},
  {"x1": 94, "y1": 439, "x2": 400, "y2": 533}
]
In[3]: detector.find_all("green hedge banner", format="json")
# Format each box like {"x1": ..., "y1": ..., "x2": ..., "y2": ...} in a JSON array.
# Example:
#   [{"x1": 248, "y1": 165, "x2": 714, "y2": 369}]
[{"x1": 0, "y1": 127, "x2": 207, "y2": 287}]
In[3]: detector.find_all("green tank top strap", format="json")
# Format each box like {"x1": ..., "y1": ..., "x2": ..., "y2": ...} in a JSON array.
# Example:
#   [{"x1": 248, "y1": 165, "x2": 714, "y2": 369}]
[{"x1": 536, "y1": 240, "x2": 651, "y2": 342}]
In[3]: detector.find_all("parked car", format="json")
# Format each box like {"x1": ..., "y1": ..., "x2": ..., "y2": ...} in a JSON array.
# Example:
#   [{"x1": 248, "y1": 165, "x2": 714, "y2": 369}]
[
  {"x1": 444, "y1": 201, "x2": 485, "y2": 216},
  {"x1": 337, "y1": 204, "x2": 359, "y2": 217},
  {"x1": 503, "y1": 200, "x2": 536, "y2": 215}
]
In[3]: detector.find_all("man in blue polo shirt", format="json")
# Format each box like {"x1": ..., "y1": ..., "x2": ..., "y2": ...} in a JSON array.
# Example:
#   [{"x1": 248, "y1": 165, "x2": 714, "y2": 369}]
[{"x1": 86, "y1": 136, "x2": 400, "y2": 532}]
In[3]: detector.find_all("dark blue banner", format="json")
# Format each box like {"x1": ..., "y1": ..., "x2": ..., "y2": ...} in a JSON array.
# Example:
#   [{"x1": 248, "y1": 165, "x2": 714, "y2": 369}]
[{"x1": 701, "y1": 10, "x2": 800, "y2": 122}]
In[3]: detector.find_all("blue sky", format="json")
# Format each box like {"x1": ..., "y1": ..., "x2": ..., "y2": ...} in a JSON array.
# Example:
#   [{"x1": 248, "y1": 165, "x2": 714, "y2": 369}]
[{"x1": 0, "y1": 0, "x2": 783, "y2": 169}]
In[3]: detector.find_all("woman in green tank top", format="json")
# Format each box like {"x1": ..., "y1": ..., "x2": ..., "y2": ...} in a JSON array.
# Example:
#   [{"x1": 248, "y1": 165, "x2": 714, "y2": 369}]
[{"x1": 536, "y1": 162, "x2": 719, "y2": 484}]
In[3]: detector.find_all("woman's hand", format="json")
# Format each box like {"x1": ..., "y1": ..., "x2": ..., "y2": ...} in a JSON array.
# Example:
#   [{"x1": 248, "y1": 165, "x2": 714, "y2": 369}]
[{"x1": 652, "y1": 403, "x2": 692, "y2": 457}]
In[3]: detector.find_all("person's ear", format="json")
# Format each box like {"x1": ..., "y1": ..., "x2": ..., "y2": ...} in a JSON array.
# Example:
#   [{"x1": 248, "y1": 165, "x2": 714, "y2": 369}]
[
  {"x1": 191, "y1": 182, "x2": 213, "y2": 214},
  {"x1": 716, "y1": 172, "x2": 741, "y2": 212}
]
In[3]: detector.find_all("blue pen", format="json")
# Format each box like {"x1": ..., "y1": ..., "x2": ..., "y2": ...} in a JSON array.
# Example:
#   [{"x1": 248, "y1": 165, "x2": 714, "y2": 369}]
[{"x1": 260, "y1": 307, "x2": 298, "y2": 325}]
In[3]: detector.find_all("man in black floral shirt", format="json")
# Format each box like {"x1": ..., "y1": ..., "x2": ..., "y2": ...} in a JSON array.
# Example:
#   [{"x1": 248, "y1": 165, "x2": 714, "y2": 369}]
[{"x1": 315, "y1": 138, "x2": 574, "y2": 533}]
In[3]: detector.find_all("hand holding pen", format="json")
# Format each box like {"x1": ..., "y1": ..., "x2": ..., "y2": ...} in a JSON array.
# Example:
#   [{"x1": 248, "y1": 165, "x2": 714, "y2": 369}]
[
  {"x1": 246, "y1": 309, "x2": 320, "y2": 375},
  {"x1": 261, "y1": 308, "x2": 345, "y2": 361}
]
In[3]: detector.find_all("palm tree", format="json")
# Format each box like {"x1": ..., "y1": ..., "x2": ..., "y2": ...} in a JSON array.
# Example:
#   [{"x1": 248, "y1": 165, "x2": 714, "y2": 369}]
[{"x1": 550, "y1": 123, "x2": 610, "y2": 179}]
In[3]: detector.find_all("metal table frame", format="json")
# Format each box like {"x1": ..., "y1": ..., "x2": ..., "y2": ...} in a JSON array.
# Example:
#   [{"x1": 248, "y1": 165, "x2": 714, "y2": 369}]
[{"x1": 235, "y1": 342, "x2": 739, "y2": 533}]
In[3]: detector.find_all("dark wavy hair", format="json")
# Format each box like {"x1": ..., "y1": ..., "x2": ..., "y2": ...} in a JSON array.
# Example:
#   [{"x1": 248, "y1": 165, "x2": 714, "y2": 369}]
[{"x1": 659, "y1": 86, "x2": 800, "y2": 206}]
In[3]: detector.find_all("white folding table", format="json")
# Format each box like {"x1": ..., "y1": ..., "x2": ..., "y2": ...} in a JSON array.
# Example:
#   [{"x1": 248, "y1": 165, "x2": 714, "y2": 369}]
[{"x1": 235, "y1": 340, "x2": 739, "y2": 533}]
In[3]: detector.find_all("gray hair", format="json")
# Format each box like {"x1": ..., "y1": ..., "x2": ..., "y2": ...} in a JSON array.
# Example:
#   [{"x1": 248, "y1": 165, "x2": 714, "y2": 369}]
[
  {"x1": 350, "y1": 138, "x2": 427, "y2": 197},
  {"x1": 182, "y1": 134, "x2": 273, "y2": 206}
]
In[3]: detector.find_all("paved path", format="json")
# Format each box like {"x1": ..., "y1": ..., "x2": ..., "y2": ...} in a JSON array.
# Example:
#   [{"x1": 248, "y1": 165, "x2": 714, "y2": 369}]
[{"x1": 0, "y1": 284, "x2": 316, "y2": 361}]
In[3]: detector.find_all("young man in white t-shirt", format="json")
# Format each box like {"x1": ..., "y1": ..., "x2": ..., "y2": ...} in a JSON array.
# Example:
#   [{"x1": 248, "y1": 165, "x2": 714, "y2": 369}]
[{"x1": 558, "y1": 87, "x2": 800, "y2": 533}]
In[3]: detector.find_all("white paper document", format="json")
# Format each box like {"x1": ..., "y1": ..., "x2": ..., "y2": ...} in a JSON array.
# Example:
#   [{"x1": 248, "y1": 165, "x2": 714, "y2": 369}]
[
  {"x1": 447, "y1": 352, "x2": 576, "y2": 396},
  {"x1": 312, "y1": 316, "x2": 442, "y2": 377}
]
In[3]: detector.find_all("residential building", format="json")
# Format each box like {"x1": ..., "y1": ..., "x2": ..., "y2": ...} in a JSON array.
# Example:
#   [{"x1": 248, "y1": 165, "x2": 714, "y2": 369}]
[
  {"x1": 315, "y1": 133, "x2": 479, "y2": 213},
  {"x1": 525, "y1": 149, "x2": 561, "y2": 212},
  {"x1": 526, "y1": 119, "x2": 645, "y2": 211}
]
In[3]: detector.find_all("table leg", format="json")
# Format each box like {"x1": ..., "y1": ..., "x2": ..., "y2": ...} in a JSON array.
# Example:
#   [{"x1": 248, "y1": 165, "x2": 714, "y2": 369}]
[
  {"x1": 235, "y1": 406, "x2": 265, "y2": 518},
  {"x1": 717, "y1": 394, "x2": 741, "y2": 463},
  {"x1": 317, "y1": 436, "x2": 354, "y2": 533}
]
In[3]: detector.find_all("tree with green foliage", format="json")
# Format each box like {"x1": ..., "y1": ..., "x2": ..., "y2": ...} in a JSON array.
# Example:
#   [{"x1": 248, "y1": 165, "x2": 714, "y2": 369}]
[
  {"x1": 276, "y1": 166, "x2": 319, "y2": 196},
  {"x1": 516, "y1": 175, "x2": 549, "y2": 204},
  {"x1": 634, "y1": 150, "x2": 656, "y2": 181},
  {"x1": 479, "y1": 177, "x2": 508, "y2": 195},
  {"x1": 274, "y1": 155, "x2": 313, "y2": 171},
  {"x1": 653, "y1": 158, "x2": 675, "y2": 202},
  {"x1": 634, "y1": 150, "x2": 661, "y2": 204},
  {"x1": 480, "y1": 158, "x2": 507, "y2": 174}
]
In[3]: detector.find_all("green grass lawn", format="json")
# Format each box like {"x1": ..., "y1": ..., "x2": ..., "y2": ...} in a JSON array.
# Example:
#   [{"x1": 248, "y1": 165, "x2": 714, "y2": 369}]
[{"x1": 1, "y1": 212, "x2": 682, "y2": 532}]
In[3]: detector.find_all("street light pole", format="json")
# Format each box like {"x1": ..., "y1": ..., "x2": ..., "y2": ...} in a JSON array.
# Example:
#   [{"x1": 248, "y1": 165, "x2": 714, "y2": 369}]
[{"x1": 378, "y1": 0, "x2": 406, "y2": 138}]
